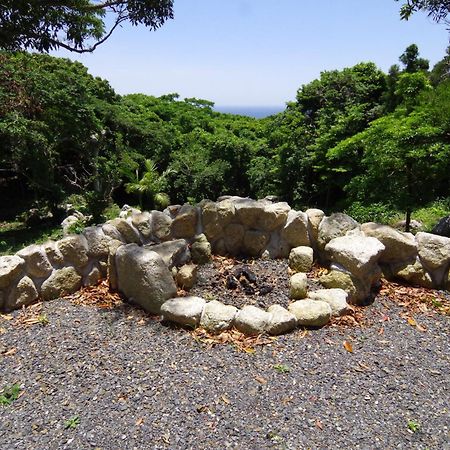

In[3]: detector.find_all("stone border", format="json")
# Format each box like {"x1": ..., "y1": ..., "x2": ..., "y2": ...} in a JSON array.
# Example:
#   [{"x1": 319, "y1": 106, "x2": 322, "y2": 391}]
[{"x1": 1, "y1": 197, "x2": 449, "y2": 336}]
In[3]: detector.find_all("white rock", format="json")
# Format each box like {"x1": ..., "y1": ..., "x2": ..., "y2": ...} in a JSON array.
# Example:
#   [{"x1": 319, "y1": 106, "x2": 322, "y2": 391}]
[
  {"x1": 16, "y1": 244, "x2": 52, "y2": 278},
  {"x1": 6, "y1": 276, "x2": 38, "y2": 311},
  {"x1": 325, "y1": 235, "x2": 385, "y2": 278},
  {"x1": 200, "y1": 300, "x2": 238, "y2": 333},
  {"x1": 266, "y1": 305, "x2": 297, "y2": 335},
  {"x1": 234, "y1": 305, "x2": 270, "y2": 335},
  {"x1": 0, "y1": 255, "x2": 25, "y2": 289},
  {"x1": 305, "y1": 208, "x2": 325, "y2": 243},
  {"x1": 57, "y1": 235, "x2": 89, "y2": 269},
  {"x1": 109, "y1": 218, "x2": 141, "y2": 244},
  {"x1": 416, "y1": 232, "x2": 450, "y2": 271},
  {"x1": 308, "y1": 289, "x2": 349, "y2": 316},
  {"x1": 145, "y1": 239, "x2": 190, "y2": 268},
  {"x1": 289, "y1": 272, "x2": 308, "y2": 299},
  {"x1": 288, "y1": 300, "x2": 332, "y2": 327},
  {"x1": 161, "y1": 296, "x2": 206, "y2": 327},
  {"x1": 289, "y1": 246, "x2": 314, "y2": 272},
  {"x1": 281, "y1": 210, "x2": 310, "y2": 247},
  {"x1": 83, "y1": 226, "x2": 111, "y2": 259},
  {"x1": 176, "y1": 264, "x2": 198, "y2": 290},
  {"x1": 317, "y1": 213, "x2": 359, "y2": 250}
]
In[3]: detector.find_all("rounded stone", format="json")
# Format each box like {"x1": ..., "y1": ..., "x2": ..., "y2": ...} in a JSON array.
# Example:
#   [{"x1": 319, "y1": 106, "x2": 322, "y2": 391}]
[{"x1": 288, "y1": 299, "x2": 332, "y2": 327}]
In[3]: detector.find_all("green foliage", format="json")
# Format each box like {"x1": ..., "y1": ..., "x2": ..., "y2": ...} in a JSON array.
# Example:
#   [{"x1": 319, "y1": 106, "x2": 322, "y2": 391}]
[
  {"x1": 407, "y1": 419, "x2": 420, "y2": 433},
  {"x1": 0, "y1": 1, "x2": 174, "y2": 53},
  {"x1": 397, "y1": 0, "x2": 450, "y2": 29},
  {"x1": 64, "y1": 415, "x2": 80, "y2": 430},
  {"x1": 0, "y1": 383, "x2": 21, "y2": 406},
  {"x1": 410, "y1": 198, "x2": 450, "y2": 231},
  {"x1": 343, "y1": 202, "x2": 400, "y2": 225},
  {"x1": 273, "y1": 364, "x2": 291, "y2": 374}
]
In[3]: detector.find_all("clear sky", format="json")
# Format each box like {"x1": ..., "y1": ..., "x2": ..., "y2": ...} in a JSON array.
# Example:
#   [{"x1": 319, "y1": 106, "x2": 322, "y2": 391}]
[{"x1": 53, "y1": 0, "x2": 449, "y2": 107}]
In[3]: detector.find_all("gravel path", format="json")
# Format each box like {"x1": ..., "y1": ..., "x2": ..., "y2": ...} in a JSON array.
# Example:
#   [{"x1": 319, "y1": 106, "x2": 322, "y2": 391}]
[{"x1": 0, "y1": 271, "x2": 449, "y2": 449}]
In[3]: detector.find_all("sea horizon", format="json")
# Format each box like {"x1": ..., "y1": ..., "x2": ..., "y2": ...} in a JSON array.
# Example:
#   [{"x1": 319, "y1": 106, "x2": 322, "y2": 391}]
[{"x1": 214, "y1": 105, "x2": 285, "y2": 118}]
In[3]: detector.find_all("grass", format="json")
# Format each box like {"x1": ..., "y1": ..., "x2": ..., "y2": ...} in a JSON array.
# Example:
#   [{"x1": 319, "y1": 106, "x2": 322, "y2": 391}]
[
  {"x1": 0, "y1": 221, "x2": 62, "y2": 256},
  {"x1": 0, "y1": 383, "x2": 21, "y2": 406},
  {"x1": 407, "y1": 419, "x2": 420, "y2": 433},
  {"x1": 273, "y1": 364, "x2": 291, "y2": 374},
  {"x1": 64, "y1": 415, "x2": 80, "y2": 429}
]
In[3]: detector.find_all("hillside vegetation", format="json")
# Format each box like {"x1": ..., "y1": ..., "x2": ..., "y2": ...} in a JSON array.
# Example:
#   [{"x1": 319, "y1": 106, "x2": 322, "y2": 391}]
[{"x1": 0, "y1": 45, "x2": 449, "y2": 238}]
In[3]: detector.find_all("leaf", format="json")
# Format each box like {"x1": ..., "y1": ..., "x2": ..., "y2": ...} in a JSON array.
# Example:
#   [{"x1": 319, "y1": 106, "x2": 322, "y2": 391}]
[
  {"x1": 220, "y1": 395, "x2": 230, "y2": 405},
  {"x1": 343, "y1": 340, "x2": 353, "y2": 353},
  {"x1": 0, "y1": 314, "x2": 13, "y2": 321},
  {"x1": 315, "y1": 419, "x2": 324, "y2": 430},
  {"x1": 416, "y1": 323, "x2": 427, "y2": 332},
  {"x1": 378, "y1": 327, "x2": 384, "y2": 335},
  {"x1": 407, "y1": 317, "x2": 417, "y2": 326},
  {"x1": 255, "y1": 376, "x2": 268, "y2": 385},
  {"x1": 135, "y1": 417, "x2": 144, "y2": 426},
  {"x1": 3, "y1": 348, "x2": 17, "y2": 356}
]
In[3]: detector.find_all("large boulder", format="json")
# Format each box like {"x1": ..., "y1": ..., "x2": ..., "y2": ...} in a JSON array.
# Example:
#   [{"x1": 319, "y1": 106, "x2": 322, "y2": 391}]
[
  {"x1": 393, "y1": 260, "x2": 433, "y2": 289},
  {"x1": 234, "y1": 199, "x2": 266, "y2": 228},
  {"x1": 307, "y1": 289, "x2": 349, "y2": 316},
  {"x1": 16, "y1": 244, "x2": 52, "y2": 279},
  {"x1": 243, "y1": 230, "x2": 270, "y2": 256},
  {"x1": 115, "y1": 244, "x2": 177, "y2": 314},
  {"x1": 200, "y1": 300, "x2": 238, "y2": 333},
  {"x1": 43, "y1": 241, "x2": 64, "y2": 268},
  {"x1": 317, "y1": 213, "x2": 359, "y2": 250},
  {"x1": 109, "y1": 218, "x2": 141, "y2": 244},
  {"x1": 360, "y1": 223, "x2": 417, "y2": 263},
  {"x1": 0, "y1": 256, "x2": 25, "y2": 289},
  {"x1": 145, "y1": 239, "x2": 190, "y2": 268},
  {"x1": 416, "y1": 232, "x2": 450, "y2": 271},
  {"x1": 83, "y1": 226, "x2": 111, "y2": 259},
  {"x1": 107, "y1": 239, "x2": 124, "y2": 291},
  {"x1": 160, "y1": 296, "x2": 206, "y2": 327},
  {"x1": 288, "y1": 299, "x2": 332, "y2": 327},
  {"x1": 325, "y1": 235, "x2": 385, "y2": 278},
  {"x1": 151, "y1": 211, "x2": 172, "y2": 242},
  {"x1": 224, "y1": 223, "x2": 245, "y2": 255},
  {"x1": 258, "y1": 202, "x2": 291, "y2": 231},
  {"x1": 431, "y1": 216, "x2": 450, "y2": 238},
  {"x1": 266, "y1": 305, "x2": 297, "y2": 335},
  {"x1": 234, "y1": 305, "x2": 270, "y2": 335},
  {"x1": 171, "y1": 205, "x2": 198, "y2": 239},
  {"x1": 102, "y1": 223, "x2": 125, "y2": 242},
  {"x1": 57, "y1": 235, "x2": 89, "y2": 269},
  {"x1": 131, "y1": 211, "x2": 152, "y2": 238},
  {"x1": 5, "y1": 276, "x2": 38, "y2": 311},
  {"x1": 281, "y1": 210, "x2": 310, "y2": 248},
  {"x1": 41, "y1": 267, "x2": 82, "y2": 300},
  {"x1": 201, "y1": 201, "x2": 223, "y2": 242},
  {"x1": 289, "y1": 246, "x2": 314, "y2": 273}
]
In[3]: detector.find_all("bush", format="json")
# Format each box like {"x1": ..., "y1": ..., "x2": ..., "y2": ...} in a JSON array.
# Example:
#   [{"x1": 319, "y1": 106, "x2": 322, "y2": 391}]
[
  {"x1": 344, "y1": 202, "x2": 400, "y2": 224},
  {"x1": 411, "y1": 198, "x2": 450, "y2": 231}
]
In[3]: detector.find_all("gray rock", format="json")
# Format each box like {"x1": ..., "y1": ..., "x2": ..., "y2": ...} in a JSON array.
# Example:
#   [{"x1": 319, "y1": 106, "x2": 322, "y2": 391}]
[
  {"x1": 325, "y1": 235, "x2": 385, "y2": 278},
  {"x1": 109, "y1": 218, "x2": 141, "y2": 244},
  {"x1": 289, "y1": 246, "x2": 314, "y2": 272},
  {"x1": 200, "y1": 300, "x2": 238, "y2": 333},
  {"x1": 266, "y1": 304, "x2": 297, "y2": 335},
  {"x1": 289, "y1": 272, "x2": 308, "y2": 299},
  {"x1": 161, "y1": 296, "x2": 206, "y2": 327},
  {"x1": 317, "y1": 213, "x2": 359, "y2": 250},
  {"x1": 83, "y1": 226, "x2": 111, "y2": 259},
  {"x1": 151, "y1": 210, "x2": 172, "y2": 242},
  {"x1": 393, "y1": 260, "x2": 434, "y2": 289},
  {"x1": 201, "y1": 201, "x2": 223, "y2": 242},
  {"x1": 107, "y1": 239, "x2": 124, "y2": 291},
  {"x1": 43, "y1": 241, "x2": 64, "y2": 267},
  {"x1": 83, "y1": 265, "x2": 102, "y2": 286},
  {"x1": 234, "y1": 199, "x2": 266, "y2": 228},
  {"x1": 305, "y1": 208, "x2": 325, "y2": 244},
  {"x1": 0, "y1": 255, "x2": 25, "y2": 289},
  {"x1": 361, "y1": 222, "x2": 417, "y2": 263},
  {"x1": 176, "y1": 264, "x2": 198, "y2": 290},
  {"x1": 431, "y1": 215, "x2": 450, "y2": 237},
  {"x1": 224, "y1": 223, "x2": 245, "y2": 255},
  {"x1": 416, "y1": 232, "x2": 450, "y2": 271},
  {"x1": 16, "y1": 244, "x2": 53, "y2": 278},
  {"x1": 288, "y1": 299, "x2": 332, "y2": 327},
  {"x1": 131, "y1": 211, "x2": 152, "y2": 238},
  {"x1": 145, "y1": 239, "x2": 190, "y2": 268},
  {"x1": 171, "y1": 204, "x2": 198, "y2": 239},
  {"x1": 191, "y1": 235, "x2": 212, "y2": 264},
  {"x1": 41, "y1": 267, "x2": 82, "y2": 301},
  {"x1": 57, "y1": 235, "x2": 89, "y2": 269},
  {"x1": 243, "y1": 230, "x2": 270, "y2": 256},
  {"x1": 115, "y1": 244, "x2": 177, "y2": 314},
  {"x1": 234, "y1": 305, "x2": 270, "y2": 335},
  {"x1": 281, "y1": 210, "x2": 310, "y2": 248},
  {"x1": 102, "y1": 223, "x2": 125, "y2": 242},
  {"x1": 258, "y1": 202, "x2": 291, "y2": 231},
  {"x1": 6, "y1": 276, "x2": 38, "y2": 311},
  {"x1": 307, "y1": 288, "x2": 349, "y2": 316}
]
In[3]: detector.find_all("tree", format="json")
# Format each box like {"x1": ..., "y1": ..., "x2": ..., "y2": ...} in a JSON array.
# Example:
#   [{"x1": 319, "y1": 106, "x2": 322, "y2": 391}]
[
  {"x1": 0, "y1": 0, "x2": 174, "y2": 53},
  {"x1": 397, "y1": 0, "x2": 450, "y2": 29},
  {"x1": 399, "y1": 44, "x2": 429, "y2": 73}
]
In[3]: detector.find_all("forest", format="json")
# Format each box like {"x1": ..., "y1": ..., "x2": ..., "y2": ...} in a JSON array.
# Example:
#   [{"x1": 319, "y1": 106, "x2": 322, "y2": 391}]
[{"x1": 0, "y1": 43, "x2": 450, "y2": 253}]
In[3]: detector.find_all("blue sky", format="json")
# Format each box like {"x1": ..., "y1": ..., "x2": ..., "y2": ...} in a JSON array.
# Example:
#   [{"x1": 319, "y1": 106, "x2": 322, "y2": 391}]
[{"x1": 54, "y1": 0, "x2": 449, "y2": 107}]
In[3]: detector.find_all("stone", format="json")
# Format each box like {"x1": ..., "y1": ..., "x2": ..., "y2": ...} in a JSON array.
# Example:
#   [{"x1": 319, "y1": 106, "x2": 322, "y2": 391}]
[
  {"x1": 394, "y1": 260, "x2": 433, "y2": 289},
  {"x1": 243, "y1": 230, "x2": 270, "y2": 256},
  {"x1": 258, "y1": 202, "x2": 291, "y2": 231},
  {"x1": 317, "y1": 213, "x2": 359, "y2": 250},
  {"x1": 171, "y1": 204, "x2": 198, "y2": 239},
  {"x1": 160, "y1": 296, "x2": 206, "y2": 327},
  {"x1": 191, "y1": 235, "x2": 212, "y2": 264},
  {"x1": 176, "y1": 264, "x2": 198, "y2": 290},
  {"x1": 307, "y1": 288, "x2": 349, "y2": 316},
  {"x1": 151, "y1": 211, "x2": 173, "y2": 242},
  {"x1": 115, "y1": 244, "x2": 177, "y2": 314},
  {"x1": 102, "y1": 223, "x2": 124, "y2": 242},
  {"x1": 361, "y1": 222, "x2": 417, "y2": 263},
  {"x1": 200, "y1": 300, "x2": 238, "y2": 333},
  {"x1": 305, "y1": 208, "x2": 325, "y2": 244},
  {"x1": 289, "y1": 272, "x2": 308, "y2": 299},
  {"x1": 84, "y1": 266, "x2": 102, "y2": 286},
  {"x1": 234, "y1": 199, "x2": 266, "y2": 228},
  {"x1": 416, "y1": 232, "x2": 450, "y2": 271},
  {"x1": 224, "y1": 223, "x2": 245, "y2": 255},
  {"x1": 109, "y1": 218, "x2": 141, "y2": 244},
  {"x1": 107, "y1": 239, "x2": 123, "y2": 291},
  {"x1": 145, "y1": 239, "x2": 190, "y2": 268},
  {"x1": 0, "y1": 255, "x2": 25, "y2": 289},
  {"x1": 6, "y1": 276, "x2": 38, "y2": 311},
  {"x1": 234, "y1": 305, "x2": 271, "y2": 335},
  {"x1": 325, "y1": 235, "x2": 385, "y2": 278},
  {"x1": 266, "y1": 304, "x2": 297, "y2": 335},
  {"x1": 281, "y1": 210, "x2": 310, "y2": 248},
  {"x1": 289, "y1": 246, "x2": 314, "y2": 272},
  {"x1": 43, "y1": 241, "x2": 64, "y2": 267},
  {"x1": 57, "y1": 234, "x2": 89, "y2": 269},
  {"x1": 431, "y1": 215, "x2": 450, "y2": 237},
  {"x1": 216, "y1": 199, "x2": 236, "y2": 225},
  {"x1": 41, "y1": 267, "x2": 82, "y2": 300},
  {"x1": 16, "y1": 244, "x2": 52, "y2": 278},
  {"x1": 201, "y1": 202, "x2": 223, "y2": 242},
  {"x1": 131, "y1": 211, "x2": 152, "y2": 238},
  {"x1": 83, "y1": 226, "x2": 111, "y2": 259},
  {"x1": 0, "y1": 290, "x2": 4, "y2": 310},
  {"x1": 319, "y1": 270, "x2": 371, "y2": 305},
  {"x1": 119, "y1": 204, "x2": 141, "y2": 219},
  {"x1": 288, "y1": 299, "x2": 332, "y2": 327}
]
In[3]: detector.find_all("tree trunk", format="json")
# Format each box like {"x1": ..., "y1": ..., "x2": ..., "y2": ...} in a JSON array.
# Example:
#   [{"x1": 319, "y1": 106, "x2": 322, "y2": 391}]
[{"x1": 405, "y1": 209, "x2": 411, "y2": 233}]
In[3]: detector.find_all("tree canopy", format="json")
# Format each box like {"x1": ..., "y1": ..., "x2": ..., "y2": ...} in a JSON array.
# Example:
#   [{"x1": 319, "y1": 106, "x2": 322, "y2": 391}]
[
  {"x1": 397, "y1": 0, "x2": 450, "y2": 30},
  {"x1": 0, "y1": 0, "x2": 174, "y2": 53}
]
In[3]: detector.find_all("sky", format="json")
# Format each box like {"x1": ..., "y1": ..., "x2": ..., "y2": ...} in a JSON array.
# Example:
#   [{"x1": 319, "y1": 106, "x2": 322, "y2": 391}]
[{"x1": 53, "y1": 0, "x2": 449, "y2": 107}]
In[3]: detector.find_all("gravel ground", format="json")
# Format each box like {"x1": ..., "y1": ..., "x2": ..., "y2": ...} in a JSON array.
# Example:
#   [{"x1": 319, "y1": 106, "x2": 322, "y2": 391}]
[{"x1": 0, "y1": 264, "x2": 449, "y2": 450}]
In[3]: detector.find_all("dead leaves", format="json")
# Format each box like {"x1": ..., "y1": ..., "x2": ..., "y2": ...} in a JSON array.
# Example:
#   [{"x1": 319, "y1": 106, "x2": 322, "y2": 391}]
[
  {"x1": 190, "y1": 327, "x2": 276, "y2": 353},
  {"x1": 64, "y1": 280, "x2": 123, "y2": 309},
  {"x1": 343, "y1": 340, "x2": 353, "y2": 353},
  {"x1": 14, "y1": 302, "x2": 48, "y2": 329},
  {"x1": 329, "y1": 305, "x2": 368, "y2": 328}
]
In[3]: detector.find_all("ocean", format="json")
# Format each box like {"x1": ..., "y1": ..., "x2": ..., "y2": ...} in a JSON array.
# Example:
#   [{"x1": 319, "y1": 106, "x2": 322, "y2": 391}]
[{"x1": 213, "y1": 105, "x2": 285, "y2": 118}]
